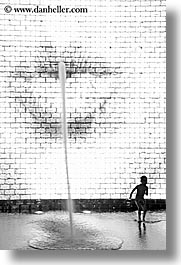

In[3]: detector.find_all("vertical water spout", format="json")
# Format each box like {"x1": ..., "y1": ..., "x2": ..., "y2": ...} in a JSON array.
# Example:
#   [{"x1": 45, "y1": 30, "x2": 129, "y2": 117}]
[{"x1": 58, "y1": 62, "x2": 73, "y2": 239}]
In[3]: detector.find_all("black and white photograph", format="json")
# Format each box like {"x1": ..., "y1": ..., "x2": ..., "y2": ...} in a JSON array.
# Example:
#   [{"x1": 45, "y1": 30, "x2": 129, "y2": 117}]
[{"x1": 0, "y1": 0, "x2": 167, "y2": 251}]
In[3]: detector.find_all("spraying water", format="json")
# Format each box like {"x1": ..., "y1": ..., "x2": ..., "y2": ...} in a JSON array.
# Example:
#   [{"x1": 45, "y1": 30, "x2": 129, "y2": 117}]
[{"x1": 58, "y1": 62, "x2": 73, "y2": 239}]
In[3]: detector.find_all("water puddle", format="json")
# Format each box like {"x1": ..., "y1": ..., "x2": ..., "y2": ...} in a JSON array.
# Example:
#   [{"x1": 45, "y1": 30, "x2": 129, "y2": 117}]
[{"x1": 28, "y1": 212, "x2": 123, "y2": 250}]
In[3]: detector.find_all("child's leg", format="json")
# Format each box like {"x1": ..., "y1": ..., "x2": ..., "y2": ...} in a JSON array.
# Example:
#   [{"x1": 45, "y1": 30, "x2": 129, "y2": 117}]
[
  {"x1": 143, "y1": 210, "x2": 147, "y2": 221},
  {"x1": 138, "y1": 210, "x2": 141, "y2": 222},
  {"x1": 135, "y1": 200, "x2": 142, "y2": 222},
  {"x1": 142, "y1": 202, "x2": 147, "y2": 221}
]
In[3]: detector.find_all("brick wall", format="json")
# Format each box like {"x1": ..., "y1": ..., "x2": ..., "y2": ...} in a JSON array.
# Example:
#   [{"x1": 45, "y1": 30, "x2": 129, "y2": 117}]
[{"x1": 0, "y1": 0, "x2": 166, "y2": 201}]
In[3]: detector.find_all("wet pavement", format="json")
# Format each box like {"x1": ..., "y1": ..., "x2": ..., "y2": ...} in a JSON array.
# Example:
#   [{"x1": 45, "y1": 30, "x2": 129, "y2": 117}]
[{"x1": 0, "y1": 211, "x2": 166, "y2": 250}]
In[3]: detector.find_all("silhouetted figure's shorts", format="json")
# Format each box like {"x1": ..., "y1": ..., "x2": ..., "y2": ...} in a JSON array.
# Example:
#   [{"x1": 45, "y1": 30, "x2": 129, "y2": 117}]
[{"x1": 135, "y1": 198, "x2": 146, "y2": 211}]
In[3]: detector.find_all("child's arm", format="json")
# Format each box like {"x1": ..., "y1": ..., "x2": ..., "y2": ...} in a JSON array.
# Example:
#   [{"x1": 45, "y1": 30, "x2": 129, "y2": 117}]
[
  {"x1": 129, "y1": 186, "x2": 137, "y2": 199},
  {"x1": 145, "y1": 186, "x2": 148, "y2": 196}
]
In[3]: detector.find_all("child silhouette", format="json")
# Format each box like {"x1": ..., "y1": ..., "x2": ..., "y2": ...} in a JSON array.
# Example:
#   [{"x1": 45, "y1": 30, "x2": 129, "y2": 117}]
[{"x1": 129, "y1": 176, "x2": 148, "y2": 222}]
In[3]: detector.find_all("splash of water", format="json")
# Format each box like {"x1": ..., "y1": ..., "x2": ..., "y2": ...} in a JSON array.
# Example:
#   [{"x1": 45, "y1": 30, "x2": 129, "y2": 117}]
[{"x1": 58, "y1": 62, "x2": 73, "y2": 239}]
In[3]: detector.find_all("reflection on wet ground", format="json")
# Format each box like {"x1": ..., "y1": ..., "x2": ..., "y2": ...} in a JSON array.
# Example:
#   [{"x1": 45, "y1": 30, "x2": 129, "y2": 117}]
[{"x1": 0, "y1": 211, "x2": 166, "y2": 250}]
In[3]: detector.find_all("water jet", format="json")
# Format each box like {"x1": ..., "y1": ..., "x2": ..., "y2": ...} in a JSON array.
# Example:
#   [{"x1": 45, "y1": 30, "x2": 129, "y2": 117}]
[{"x1": 58, "y1": 62, "x2": 73, "y2": 240}]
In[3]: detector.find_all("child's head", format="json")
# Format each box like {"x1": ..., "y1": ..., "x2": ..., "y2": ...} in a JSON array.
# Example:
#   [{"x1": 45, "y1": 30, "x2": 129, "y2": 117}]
[{"x1": 141, "y1": 175, "x2": 147, "y2": 184}]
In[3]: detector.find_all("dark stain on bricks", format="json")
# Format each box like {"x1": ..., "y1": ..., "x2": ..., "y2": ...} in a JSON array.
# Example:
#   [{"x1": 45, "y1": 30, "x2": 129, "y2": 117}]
[
  {"x1": 13, "y1": 91, "x2": 96, "y2": 141},
  {"x1": 32, "y1": 44, "x2": 123, "y2": 79},
  {"x1": 9, "y1": 43, "x2": 123, "y2": 141}
]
